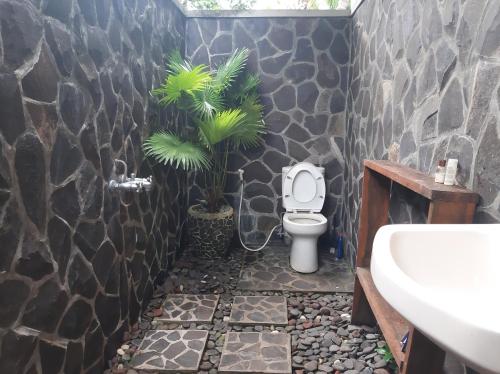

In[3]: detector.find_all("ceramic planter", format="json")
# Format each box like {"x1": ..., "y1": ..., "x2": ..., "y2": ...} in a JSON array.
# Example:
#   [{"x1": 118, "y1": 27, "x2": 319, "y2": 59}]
[{"x1": 187, "y1": 204, "x2": 234, "y2": 257}]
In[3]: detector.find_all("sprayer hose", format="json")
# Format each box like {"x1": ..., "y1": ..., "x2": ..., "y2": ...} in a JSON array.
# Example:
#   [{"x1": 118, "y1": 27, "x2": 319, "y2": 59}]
[{"x1": 237, "y1": 179, "x2": 282, "y2": 252}]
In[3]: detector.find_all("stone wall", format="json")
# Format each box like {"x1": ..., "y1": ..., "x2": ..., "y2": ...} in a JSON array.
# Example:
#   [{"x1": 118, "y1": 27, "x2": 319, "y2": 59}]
[
  {"x1": 185, "y1": 17, "x2": 351, "y2": 244},
  {"x1": 342, "y1": 0, "x2": 500, "y2": 265},
  {"x1": 0, "y1": 0, "x2": 186, "y2": 372}
]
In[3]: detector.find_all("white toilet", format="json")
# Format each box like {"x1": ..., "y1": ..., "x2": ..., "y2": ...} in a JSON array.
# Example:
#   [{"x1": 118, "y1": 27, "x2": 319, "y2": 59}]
[{"x1": 282, "y1": 162, "x2": 328, "y2": 273}]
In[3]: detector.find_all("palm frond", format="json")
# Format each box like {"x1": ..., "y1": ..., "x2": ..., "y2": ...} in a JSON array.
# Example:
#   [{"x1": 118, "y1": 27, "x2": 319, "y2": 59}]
[
  {"x1": 231, "y1": 95, "x2": 265, "y2": 149},
  {"x1": 152, "y1": 64, "x2": 211, "y2": 106},
  {"x1": 143, "y1": 132, "x2": 210, "y2": 170},
  {"x1": 197, "y1": 109, "x2": 248, "y2": 147},
  {"x1": 213, "y1": 49, "x2": 249, "y2": 93},
  {"x1": 226, "y1": 73, "x2": 261, "y2": 105},
  {"x1": 190, "y1": 85, "x2": 224, "y2": 118},
  {"x1": 166, "y1": 50, "x2": 191, "y2": 75}
]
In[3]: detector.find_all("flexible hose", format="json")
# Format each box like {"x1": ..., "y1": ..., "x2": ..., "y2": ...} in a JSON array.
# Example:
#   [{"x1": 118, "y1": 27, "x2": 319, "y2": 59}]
[{"x1": 237, "y1": 177, "x2": 282, "y2": 252}]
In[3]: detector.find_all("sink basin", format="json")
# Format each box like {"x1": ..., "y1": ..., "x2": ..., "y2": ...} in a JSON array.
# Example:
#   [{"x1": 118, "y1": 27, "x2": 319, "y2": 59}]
[{"x1": 371, "y1": 224, "x2": 500, "y2": 374}]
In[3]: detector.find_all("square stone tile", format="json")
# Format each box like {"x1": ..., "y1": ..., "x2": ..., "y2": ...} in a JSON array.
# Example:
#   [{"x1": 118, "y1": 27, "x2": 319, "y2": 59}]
[
  {"x1": 229, "y1": 296, "x2": 287, "y2": 326},
  {"x1": 130, "y1": 330, "x2": 208, "y2": 372},
  {"x1": 219, "y1": 332, "x2": 291, "y2": 373},
  {"x1": 238, "y1": 246, "x2": 354, "y2": 292},
  {"x1": 158, "y1": 294, "x2": 219, "y2": 323}
]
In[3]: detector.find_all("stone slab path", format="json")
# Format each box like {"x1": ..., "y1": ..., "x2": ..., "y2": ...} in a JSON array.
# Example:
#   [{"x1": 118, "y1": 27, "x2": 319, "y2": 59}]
[
  {"x1": 229, "y1": 295, "x2": 288, "y2": 326},
  {"x1": 238, "y1": 246, "x2": 354, "y2": 292},
  {"x1": 219, "y1": 332, "x2": 291, "y2": 373},
  {"x1": 130, "y1": 330, "x2": 208, "y2": 372},
  {"x1": 158, "y1": 294, "x2": 219, "y2": 323}
]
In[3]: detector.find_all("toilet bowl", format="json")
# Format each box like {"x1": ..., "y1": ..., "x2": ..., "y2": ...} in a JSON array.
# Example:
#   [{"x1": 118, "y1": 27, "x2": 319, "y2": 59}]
[
  {"x1": 282, "y1": 162, "x2": 328, "y2": 273},
  {"x1": 283, "y1": 212, "x2": 327, "y2": 273}
]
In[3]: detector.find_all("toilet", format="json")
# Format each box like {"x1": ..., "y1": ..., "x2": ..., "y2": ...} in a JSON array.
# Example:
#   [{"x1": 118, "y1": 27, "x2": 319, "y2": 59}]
[{"x1": 282, "y1": 162, "x2": 328, "y2": 273}]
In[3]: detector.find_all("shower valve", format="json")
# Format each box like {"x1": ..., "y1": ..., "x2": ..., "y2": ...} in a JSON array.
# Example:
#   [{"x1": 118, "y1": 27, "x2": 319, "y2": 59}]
[{"x1": 109, "y1": 174, "x2": 153, "y2": 193}]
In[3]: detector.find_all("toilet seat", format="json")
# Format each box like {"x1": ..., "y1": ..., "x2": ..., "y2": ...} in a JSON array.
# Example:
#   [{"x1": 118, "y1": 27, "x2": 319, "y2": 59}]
[
  {"x1": 282, "y1": 162, "x2": 325, "y2": 212},
  {"x1": 283, "y1": 212, "x2": 327, "y2": 235}
]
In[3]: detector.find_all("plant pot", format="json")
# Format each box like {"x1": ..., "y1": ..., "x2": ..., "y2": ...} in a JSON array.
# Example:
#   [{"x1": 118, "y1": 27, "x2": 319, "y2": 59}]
[{"x1": 187, "y1": 204, "x2": 234, "y2": 257}]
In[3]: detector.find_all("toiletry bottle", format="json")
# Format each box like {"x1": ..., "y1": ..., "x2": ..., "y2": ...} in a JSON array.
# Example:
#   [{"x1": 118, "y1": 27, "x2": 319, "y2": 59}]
[
  {"x1": 444, "y1": 159, "x2": 458, "y2": 186},
  {"x1": 434, "y1": 160, "x2": 446, "y2": 184},
  {"x1": 336, "y1": 236, "x2": 343, "y2": 259}
]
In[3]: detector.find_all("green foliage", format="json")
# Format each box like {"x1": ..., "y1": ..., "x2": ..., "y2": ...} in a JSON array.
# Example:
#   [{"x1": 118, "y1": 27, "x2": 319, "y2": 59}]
[
  {"x1": 325, "y1": 0, "x2": 340, "y2": 9},
  {"x1": 152, "y1": 64, "x2": 211, "y2": 105},
  {"x1": 376, "y1": 344, "x2": 398, "y2": 371},
  {"x1": 145, "y1": 49, "x2": 265, "y2": 212},
  {"x1": 185, "y1": 0, "x2": 256, "y2": 10},
  {"x1": 144, "y1": 132, "x2": 210, "y2": 170},
  {"x1": 186, "y1": 0, "x2": 220, "y2": 10}
]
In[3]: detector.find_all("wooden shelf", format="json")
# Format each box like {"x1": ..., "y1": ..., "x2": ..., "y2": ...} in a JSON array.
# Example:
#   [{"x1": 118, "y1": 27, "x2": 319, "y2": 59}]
[
  {"x1": 364, "y1": 160, "x2": 479, "y2": 203},
  {"x1": 356, "y1": 267, "x2": 407, "y2": 368},
  {"x1": 351, "y1": 160, "x2": 479, "y2": 374}
]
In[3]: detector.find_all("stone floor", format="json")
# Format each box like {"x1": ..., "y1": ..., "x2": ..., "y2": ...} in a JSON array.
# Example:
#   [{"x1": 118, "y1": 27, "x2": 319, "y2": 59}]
[
  {"x1": 130, "y1": 330, "x2": 208, "y2": 371},
  {"x1": 219, "y1": 332, "x2": 291, "y2": 373},
  {"x1": 158, "y1": 294, "x2": 220, "y2": 323},
  {"x1": 229, "y1": 296, "x2": 288, "y2": 326},
  {"x1": 238, "y1": 246, "x2": 354, "y2": 292},
  {"x1": 108, "y1": 246, "x2": 394, "y2": 373}
]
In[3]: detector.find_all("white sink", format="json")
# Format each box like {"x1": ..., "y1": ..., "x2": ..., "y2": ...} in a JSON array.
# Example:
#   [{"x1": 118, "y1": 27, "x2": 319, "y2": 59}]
[{"x1": 371, "y1": 224, "x2": 500, "y2": 374}]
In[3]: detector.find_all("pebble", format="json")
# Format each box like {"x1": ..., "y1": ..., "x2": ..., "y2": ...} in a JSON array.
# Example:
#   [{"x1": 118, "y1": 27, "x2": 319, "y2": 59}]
[
  {"x1": 304, "y1": 360, "x2": 318, "y2": 371},
  {"x1": 373, "y1": 360, "x2": 387, "y2": 368},
  {"x1": 318, "y1": 363, "x2": 333, "y2": 372},
  {"x1": 290, "y1": 308, "x2": 300, "y2": 317},
  {"x1": 374, "y1": 369, "x2": 391, "y2": 374},
  {"x1": 106, "y1": 249, "x2": 388, "y2": 374},
  {"x1": 344, "y1": 358, "x2": 355, "y2": 369}
]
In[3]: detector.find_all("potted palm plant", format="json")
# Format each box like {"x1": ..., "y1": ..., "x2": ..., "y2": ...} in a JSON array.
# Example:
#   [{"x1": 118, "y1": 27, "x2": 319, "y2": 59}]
[{"x1": 144, "y1": 49, "x2": 265, "y2": 257}]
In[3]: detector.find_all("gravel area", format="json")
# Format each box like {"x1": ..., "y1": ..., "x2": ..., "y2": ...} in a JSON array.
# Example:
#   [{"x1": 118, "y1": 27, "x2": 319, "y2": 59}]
[{"x1": 106, "y1": 248, "x2": 394, "y2": 374}]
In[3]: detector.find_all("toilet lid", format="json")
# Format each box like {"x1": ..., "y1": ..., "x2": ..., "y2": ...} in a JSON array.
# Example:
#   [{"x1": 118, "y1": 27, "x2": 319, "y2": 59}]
[{"x1": 283, "y1": 162, "x2": 325, "y2": 212}]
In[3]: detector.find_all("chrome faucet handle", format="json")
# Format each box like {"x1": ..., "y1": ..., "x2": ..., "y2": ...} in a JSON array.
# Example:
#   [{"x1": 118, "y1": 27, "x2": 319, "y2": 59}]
[
  {"x1": 130, "y1": 173, "x2": 136, "y2": 180},
  {"x1": 147, "y1": 175, "x2": 152, "y2": 183}
]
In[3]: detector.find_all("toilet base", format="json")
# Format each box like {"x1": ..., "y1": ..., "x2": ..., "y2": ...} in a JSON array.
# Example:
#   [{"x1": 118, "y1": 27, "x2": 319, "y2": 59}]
[{"x1": 289, "y1": 236, "x2": 319, "y2": 273}]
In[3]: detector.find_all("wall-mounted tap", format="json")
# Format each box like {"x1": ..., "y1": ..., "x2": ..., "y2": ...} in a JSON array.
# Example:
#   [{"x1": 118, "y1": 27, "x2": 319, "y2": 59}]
[{"x1": 109, "y1": 173, "x2": 153, "y2": 193}]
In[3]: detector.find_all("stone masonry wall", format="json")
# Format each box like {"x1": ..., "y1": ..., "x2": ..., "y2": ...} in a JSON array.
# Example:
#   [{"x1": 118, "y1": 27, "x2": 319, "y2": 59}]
[
  {"x1": 0, "y1": 0, "x2": 186, "y2": 372},
  {"x1": 186, "y1": 17, "x2": 351, "y2": 244},
  {"x1": 342, "y1": 0, "x2": 500, "y2": 265}
]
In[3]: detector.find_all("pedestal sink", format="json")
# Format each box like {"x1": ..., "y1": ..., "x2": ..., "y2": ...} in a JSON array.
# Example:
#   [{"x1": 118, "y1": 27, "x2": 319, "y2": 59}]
[{"x1": 371, "y1": 224, "x2": 500, "y2": 374}]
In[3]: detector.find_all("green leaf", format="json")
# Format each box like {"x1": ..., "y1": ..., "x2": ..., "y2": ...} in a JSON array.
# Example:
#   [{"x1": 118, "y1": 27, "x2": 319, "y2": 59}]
[
  {"x1": 190, "y1": 84, "x2": 224, "y2": 118},
  {"x1": 233, "y1": 95, "x2": 265, "y2": 148},
  {"x1": 143, "y1": 132, "x2": 210, "y2": 170},
  {"x1": 152, "y1": 64, "x2": 211, "y2": 106},
  {"x1": 165, "y1": 50, "x2": 190, "y2": 75},
  {"x1": 326, "y1": 0, "x2": 339, "y2": 9},
  {"x1": 213, "y1": 49, "x2": 249, "y2": 93},
  {"x1": 197, "y1": 109, "x2": 248, "y2": 147}
]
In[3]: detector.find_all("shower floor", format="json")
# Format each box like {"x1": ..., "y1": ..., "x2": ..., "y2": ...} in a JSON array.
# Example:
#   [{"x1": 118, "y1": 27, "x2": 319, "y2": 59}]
[{"x1": 238, "y1": 246, "x2": 354, "y2": 293}]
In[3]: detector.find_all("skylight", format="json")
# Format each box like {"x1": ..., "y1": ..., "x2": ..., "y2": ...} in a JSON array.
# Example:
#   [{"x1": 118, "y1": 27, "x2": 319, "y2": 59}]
[{"x1": 182, "y1": 0, "x2": 350, "y2": 10}]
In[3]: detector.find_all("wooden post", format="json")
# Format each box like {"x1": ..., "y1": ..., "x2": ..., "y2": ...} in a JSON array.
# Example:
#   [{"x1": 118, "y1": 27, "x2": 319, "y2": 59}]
[
  {"x1": 355, "y1": 166, "x2": 391, "y2": 268},
  {"x1": 352, "y1": 166, "x2": 391, "y2": 323},
  {"x1": 351, "y1": 276, "x2": 375, "y2": 325},
  {"x1": 402, "y1": 327, "x2": 446, "y2": 374}
]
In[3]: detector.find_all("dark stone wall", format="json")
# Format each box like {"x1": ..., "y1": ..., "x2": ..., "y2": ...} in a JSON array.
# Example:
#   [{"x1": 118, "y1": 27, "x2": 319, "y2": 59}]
[
  {"x1": 342, "y1": 0, "x2": 500, "y2": 265},
  {"x1": 0, "y1": 0, "x2": 186, "y2": 372},
  {"x1": 185, "y1": 17, "x2": 351, "y2": 244}
]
